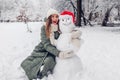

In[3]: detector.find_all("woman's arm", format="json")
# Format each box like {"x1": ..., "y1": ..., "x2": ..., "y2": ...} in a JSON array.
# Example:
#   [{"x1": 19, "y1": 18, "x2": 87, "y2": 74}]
[{"x1": 40, "y1": 25, "x2": 60, "y2": 57}]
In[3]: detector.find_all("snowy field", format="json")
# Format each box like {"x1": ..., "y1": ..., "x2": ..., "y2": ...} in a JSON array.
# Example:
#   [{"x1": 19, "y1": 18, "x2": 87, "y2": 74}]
[{"x1": 0, "y1": 22, "x2": 120, "y2": 80}]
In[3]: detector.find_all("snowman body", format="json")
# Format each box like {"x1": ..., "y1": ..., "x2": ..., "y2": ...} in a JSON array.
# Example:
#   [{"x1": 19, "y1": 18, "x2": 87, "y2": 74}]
[
  {"x1": 56, "y1": 33, "x2": 71, "y2": 51},
  {"x1": 56, "y1": 15, "x2": 77, "y2": 52}
]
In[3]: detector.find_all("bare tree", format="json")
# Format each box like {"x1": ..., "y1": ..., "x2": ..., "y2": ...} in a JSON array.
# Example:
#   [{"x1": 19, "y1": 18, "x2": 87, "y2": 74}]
[
  {"x1": 102, "y1": 4, "x2": 116, "y2": 26},
  {"x1": 76, "y1": 0, "x2": 82, "y2": 26}
]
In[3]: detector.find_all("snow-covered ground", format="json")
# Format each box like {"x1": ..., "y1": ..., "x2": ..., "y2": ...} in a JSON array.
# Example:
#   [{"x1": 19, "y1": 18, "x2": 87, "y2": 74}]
[
  {"x1": 79, "y1": 26, "x2": 120, "y2": 80},
  {"x1": 0, "y1": 22, "x2": 120, "y2": 80}
]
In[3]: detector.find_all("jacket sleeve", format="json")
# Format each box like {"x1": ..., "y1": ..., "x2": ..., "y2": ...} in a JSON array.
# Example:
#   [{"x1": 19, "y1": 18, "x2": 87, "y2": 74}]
[{"x1": 40, "y1": 25, "x2": 60, "y2": 57}]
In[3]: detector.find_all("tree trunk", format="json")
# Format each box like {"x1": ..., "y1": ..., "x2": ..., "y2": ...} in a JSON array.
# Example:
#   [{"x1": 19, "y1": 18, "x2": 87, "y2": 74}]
[
  {"x1": 118, "y1": 5, "x2": 120, "y2": 20},
  {"x1": 102, "y1": 9, "x2": 109, "y2": 26},
  {"x1": 76, "y1": 0, "x2": 82, "y2": 26},
  {"x1": 102, "y1": 4, "x2": 115, "y2": 26},
  {"x1": 88, "y1": 12, "x2": 93, "y2": 21},
  {"x1": 81, "y1": 10, "x2": 87, "y2": 25},
  {"x1": 70, "y1": 0, "x2": 88, "y2": 26}
]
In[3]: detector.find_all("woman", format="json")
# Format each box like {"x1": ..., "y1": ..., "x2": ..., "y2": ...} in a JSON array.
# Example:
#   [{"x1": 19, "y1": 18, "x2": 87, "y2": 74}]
[{"x1": 21, "y1": 8, "x2": 73, "y2": 80}]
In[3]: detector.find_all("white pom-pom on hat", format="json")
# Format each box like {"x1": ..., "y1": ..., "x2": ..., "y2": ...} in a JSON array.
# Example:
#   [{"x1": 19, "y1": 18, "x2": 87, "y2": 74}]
[{"x1": 47, "y1": 8, "x2": 59, "y2": 18}]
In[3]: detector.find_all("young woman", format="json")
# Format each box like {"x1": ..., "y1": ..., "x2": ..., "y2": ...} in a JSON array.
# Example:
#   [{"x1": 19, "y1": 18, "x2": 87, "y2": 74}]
[{"x1": 21, "y1": 8, "x2": 73, "y2": 80}]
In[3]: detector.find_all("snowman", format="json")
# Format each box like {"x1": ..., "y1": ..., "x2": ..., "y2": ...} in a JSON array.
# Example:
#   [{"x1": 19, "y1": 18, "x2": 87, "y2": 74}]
[
  {"x1": 50, "y1": 10, "x2": 83, "y2": 80},
  {"x1": 56, "y1": 10, "x2": 82, "y2": 53}
]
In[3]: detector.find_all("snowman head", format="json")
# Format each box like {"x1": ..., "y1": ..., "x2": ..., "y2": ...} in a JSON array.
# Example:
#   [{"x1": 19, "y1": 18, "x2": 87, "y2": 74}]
[{"x1": 59, "y1": 10, "x2": 75, "y2": 33}]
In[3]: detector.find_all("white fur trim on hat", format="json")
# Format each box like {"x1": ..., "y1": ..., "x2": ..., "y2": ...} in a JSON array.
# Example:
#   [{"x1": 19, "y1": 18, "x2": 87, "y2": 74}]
[{"x1": 47, "y1": 8, "x2": 59, "y2": 18}]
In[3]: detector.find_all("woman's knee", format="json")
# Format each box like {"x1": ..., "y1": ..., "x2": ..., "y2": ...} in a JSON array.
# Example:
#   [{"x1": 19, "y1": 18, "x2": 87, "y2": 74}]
[{"x1": 43, "y1": 56, "x2": 56, "y2": 68}]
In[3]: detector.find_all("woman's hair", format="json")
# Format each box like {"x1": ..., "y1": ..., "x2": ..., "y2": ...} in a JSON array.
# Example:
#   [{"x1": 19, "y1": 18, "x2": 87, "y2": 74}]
[{"x1": 45, "y1": 15, "x2": 60, "y2": 38}]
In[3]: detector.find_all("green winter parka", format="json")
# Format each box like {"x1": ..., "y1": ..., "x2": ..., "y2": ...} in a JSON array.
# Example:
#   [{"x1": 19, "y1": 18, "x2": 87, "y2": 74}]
[{"x1": 21, "y1": 25, "x2": 60, "y2": 80}]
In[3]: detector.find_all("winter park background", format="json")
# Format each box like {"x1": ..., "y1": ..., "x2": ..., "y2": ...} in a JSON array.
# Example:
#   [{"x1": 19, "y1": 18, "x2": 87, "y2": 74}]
[{"x1": 0, "y1": 0, "x2": 120, "y2": 80}]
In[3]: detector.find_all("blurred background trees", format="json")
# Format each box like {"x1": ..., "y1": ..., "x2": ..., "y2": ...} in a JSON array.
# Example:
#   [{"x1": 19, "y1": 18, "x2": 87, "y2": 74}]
[{"x1": 0, "y1": 0, "x2": 119, "y2": 26}]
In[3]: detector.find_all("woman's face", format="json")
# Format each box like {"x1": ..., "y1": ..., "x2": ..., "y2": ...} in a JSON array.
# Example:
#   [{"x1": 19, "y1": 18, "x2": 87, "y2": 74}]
[{"x1": 51, "y1": 14, "x2": 59, "y2": 24}]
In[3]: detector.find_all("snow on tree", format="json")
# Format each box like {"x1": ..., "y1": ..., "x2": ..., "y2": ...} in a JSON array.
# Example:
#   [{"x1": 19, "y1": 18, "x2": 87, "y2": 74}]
[
  {"x1": 0, "y1": 0, "x2": 119, "y2": 23},
  {"x1": 0, "y1": 0, "x2": 52, "y2": 22}
]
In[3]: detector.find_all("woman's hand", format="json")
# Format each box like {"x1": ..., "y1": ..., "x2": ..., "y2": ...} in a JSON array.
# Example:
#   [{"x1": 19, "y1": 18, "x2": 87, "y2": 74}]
[{"x1": 58, "y1": 50, "x2": 74, "y2": 59}]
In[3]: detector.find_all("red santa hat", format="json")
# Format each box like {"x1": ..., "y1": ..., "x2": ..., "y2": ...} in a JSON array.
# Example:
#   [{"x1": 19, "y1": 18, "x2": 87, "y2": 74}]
[{"x1": 60, "y1": 10, "x2": 75, "y2": 23}]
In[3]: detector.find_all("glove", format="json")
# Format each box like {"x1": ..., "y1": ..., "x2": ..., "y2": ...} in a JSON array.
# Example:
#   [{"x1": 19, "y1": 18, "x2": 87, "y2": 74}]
[
  {"x1": 71, "y1": 30, "x2": 82, "y2": 39},
  {"x1": 58, "y1": 50, "x2": 74, "y2": 59}
]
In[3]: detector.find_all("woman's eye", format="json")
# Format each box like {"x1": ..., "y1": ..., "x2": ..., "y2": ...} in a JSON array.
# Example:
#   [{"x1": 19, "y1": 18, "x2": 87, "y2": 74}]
[
  {"x1": 62, "y1": 19, "x2": 64, "y2": 21},
  {"x1": 51, "y1": 16, "x2": 54, "y2": 18},
  {"x1": 56, "y1": 15, "x2": 59, "y2": 18}
]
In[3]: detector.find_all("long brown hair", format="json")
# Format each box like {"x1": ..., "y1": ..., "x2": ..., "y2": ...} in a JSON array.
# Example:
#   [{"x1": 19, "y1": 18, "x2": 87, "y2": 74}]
[{"x1": 45, "y1": 15, "x2": 60, "y2": 38}]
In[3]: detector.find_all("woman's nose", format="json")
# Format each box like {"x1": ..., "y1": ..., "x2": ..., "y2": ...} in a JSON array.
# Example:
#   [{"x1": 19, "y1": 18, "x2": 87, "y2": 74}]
[{"x1": 54, "y1": 17, "x2": 58, "y2": 20}]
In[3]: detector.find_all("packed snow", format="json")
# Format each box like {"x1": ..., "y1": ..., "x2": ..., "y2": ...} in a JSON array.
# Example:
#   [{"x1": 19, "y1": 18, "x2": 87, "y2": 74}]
[{"x1": 0, "y1": 22, "x2": 120, "y2": 80}]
